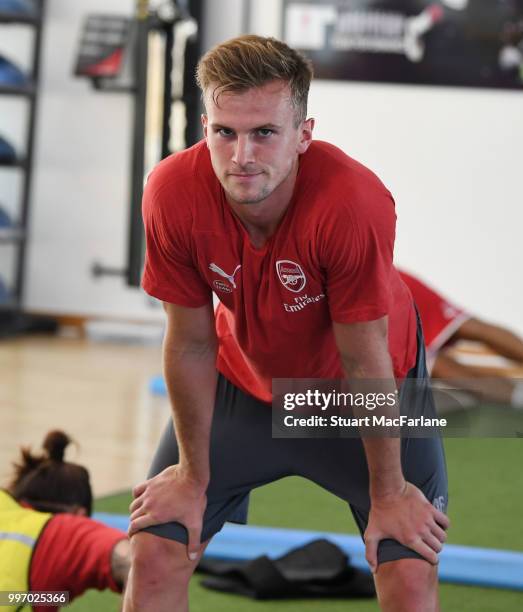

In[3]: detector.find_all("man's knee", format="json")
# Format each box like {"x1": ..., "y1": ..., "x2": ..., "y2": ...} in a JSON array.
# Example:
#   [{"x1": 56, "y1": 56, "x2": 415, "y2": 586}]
[
  {"x1": 130, "y1": 531, "x2": 199, "y2": 589},
  {"x1": 375, "y1": 558, "x2": 439, "y2": 612}
]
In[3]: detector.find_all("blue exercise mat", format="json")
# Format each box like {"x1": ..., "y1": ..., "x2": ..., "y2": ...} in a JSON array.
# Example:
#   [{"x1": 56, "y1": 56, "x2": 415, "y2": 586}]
[
  {"x1": 93, "y1": 513, "x2": 523, "y2": 591},
  {"x1": 0, "y1": 56, "x2": 29, "y2": 87},
  {"x1": 0, "y1": 0, "x2": 34, "y2": 15}
]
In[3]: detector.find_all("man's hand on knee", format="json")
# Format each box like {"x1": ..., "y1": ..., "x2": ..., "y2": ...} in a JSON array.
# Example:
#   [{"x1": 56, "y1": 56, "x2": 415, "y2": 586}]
[
  {"x1": 128, "y1": 464, "x2": 207, "y2": 561},
  {"x1": 364, "y1": 482, "x2": 450, "y2": 573}
]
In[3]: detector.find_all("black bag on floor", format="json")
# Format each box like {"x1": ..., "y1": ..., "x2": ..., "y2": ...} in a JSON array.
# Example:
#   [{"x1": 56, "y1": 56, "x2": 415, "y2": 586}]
[{"x1": 196, "y1": 539, "x2": 375, "y2": 600}]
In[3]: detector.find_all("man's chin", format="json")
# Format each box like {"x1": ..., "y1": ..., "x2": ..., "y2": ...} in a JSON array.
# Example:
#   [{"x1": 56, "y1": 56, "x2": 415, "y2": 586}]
[{"x1": 225, "y1": 188, "x2": 271, "y2": 205}]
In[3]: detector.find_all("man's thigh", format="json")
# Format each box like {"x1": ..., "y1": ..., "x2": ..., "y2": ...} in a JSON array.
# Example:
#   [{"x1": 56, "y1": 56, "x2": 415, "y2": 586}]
[
  {"x1": 295, "y1": 374, "x2": 448, "y2": 565},
  {"x1": 142, "y1": 375, "x2": 294, "y2": 543},
  {"x1": 348, "y1": 436, "x2": 448, "y2": 565}
]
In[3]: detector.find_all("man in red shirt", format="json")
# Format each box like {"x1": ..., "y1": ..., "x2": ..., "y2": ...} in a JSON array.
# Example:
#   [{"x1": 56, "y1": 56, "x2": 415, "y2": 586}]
[{"x1": 126, "y1": 35, "x2": 449, "y2": 612}]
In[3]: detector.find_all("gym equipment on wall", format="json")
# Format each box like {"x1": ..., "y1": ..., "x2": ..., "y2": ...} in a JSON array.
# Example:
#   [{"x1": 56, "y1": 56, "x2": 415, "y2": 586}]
[
  {"x1": 127, "y1": 0, "x2": 203, "y2": 287},
  {"x1": 0, "y1": 135, "x2": 17, "y2": 164},
  {"x1": 75, "y1": 0, "x2": 203, "y2": 288},
  {"x1": 0, "y1": 204, "x2": 22, "y2": 243},
  {"x1": 0, "y1": 0, "x2": 44, "y2": 313},
  {"x1": 74, "y1": 14, "x2": 132, "y2": 86},
  {"x1": 0, "y1": 54, "x2": 30, "y2": 86},
  {"x1": 0, "y1": 0, "x2": 36, "y2": 17}
]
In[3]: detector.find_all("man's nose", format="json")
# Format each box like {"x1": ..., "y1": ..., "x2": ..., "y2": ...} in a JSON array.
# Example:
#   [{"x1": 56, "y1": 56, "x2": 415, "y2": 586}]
[{"x1": 232, "y1": 135, "x2": 255, "y2": 167}]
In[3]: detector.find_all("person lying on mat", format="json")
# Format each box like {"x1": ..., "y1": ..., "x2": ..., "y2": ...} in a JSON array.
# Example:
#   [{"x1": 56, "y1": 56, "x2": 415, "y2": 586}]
[
  {"x1": 0, "y1": 430, "x2": 130, "y2": 611},
  {"x1": 126, "y1": 34, "x2": 449, "y2": 612},
  {"x1": 399, "y1": 269, "x2": 523, "y2": 408}
]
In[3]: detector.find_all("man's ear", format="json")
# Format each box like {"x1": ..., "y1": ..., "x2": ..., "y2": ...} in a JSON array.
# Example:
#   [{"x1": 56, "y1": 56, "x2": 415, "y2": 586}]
[
  {"x1": 297, "y1": 118, "x2": 315, "y2": 154},
  {"x1": 201, "y1": 114, "x2": 209, "y2": 141}
]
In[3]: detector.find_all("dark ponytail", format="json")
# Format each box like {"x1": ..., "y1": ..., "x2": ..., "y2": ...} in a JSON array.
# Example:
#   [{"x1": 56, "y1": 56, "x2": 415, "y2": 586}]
[
  {"x1": 43, "y1": 430, "x2": 70, "y2": 462},
  {"x1": 8, "y1": 430, "x2": 93, "y2": 516}
]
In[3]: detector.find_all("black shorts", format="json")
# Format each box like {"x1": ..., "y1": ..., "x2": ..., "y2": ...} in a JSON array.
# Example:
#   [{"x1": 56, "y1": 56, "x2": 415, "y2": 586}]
[{"x1": 144, "y1": 318, "x2": 448, "y2": 565}]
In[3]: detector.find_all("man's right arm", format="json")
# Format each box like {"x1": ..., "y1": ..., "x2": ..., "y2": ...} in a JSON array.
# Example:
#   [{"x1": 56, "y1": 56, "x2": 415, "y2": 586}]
[{"x1": 128, "y1": 300, "x2": 217, "y2": 559}]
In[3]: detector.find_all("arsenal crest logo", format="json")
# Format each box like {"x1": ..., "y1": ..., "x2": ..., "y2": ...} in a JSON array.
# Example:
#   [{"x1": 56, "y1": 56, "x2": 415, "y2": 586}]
[{"x1": 276, "y1": 260, "x2": 307, "y2": 293}]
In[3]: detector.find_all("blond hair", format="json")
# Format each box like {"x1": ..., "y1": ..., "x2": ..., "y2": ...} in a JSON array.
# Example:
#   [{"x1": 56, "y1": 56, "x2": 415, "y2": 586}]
[{"x1": 196, "y1": 35, "x2": 313, "y2": 126}]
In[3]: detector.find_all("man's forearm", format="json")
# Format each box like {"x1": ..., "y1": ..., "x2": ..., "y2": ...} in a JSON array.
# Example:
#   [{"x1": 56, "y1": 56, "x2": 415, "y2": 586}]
[
  {"x1": 362, "y1": 436, "x2": 406, "y2": 499},
  {"x1": 341, "y1": 349, "x2": 405, "y2": 499},
  {"x1": 163, "y1": 339, "x2": 218, "y2": 486}
]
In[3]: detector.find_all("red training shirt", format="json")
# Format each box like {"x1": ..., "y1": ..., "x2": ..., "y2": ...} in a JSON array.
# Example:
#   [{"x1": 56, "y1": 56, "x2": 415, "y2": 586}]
[
  {"x1": 399, "y1": 270, "x2": 470, "y2": 363},
  {"x1": 29, "y1": 512, "x2": 125, "y2": 611},
  {"x1": 142, "y1": 140, "x2": 417, "y2": 402}
]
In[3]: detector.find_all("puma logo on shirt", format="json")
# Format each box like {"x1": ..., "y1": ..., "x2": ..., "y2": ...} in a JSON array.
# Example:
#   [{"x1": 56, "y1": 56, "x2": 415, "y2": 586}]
[{"x1": 209, "y1": 263, "x2": 242, "y2": 289}]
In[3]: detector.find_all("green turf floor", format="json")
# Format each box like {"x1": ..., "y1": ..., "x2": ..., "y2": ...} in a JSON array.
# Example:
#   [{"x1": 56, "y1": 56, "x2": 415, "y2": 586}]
[{"x1": 68, "y1": 438, "x2": 523, "y2": 611}]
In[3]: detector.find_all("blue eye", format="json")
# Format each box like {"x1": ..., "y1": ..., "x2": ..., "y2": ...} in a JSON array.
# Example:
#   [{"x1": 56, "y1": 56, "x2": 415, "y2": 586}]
[
  {"x1": 217, "y1": 128, "x2": 233, "y2": 137},
  {"x1": 257, "y1": 129, "x2": 273, "y2": 137}
]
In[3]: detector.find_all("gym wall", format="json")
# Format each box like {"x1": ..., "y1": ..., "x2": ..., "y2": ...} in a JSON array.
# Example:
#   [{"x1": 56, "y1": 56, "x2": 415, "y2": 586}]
[{"x1": 4, "y1": 0, "x2": 521, "y2": 333}]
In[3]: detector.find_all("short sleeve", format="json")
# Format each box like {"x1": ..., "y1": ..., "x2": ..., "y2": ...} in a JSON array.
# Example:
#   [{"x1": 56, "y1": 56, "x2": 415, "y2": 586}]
[
  {"x1": 30, "y1": 514, "x2": 126, "y2": 606},
  {"x1": 320, "y1": 189, "x2": 396, "y2": 324},
  {"x1": 141, "y1": 169, "x2": 211, "y2": 307}
]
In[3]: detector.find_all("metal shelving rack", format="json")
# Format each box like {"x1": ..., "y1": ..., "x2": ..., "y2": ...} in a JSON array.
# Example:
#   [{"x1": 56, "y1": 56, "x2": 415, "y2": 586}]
[{"x1": 0, "y1": 0, "x2": 45, "y2": 310}]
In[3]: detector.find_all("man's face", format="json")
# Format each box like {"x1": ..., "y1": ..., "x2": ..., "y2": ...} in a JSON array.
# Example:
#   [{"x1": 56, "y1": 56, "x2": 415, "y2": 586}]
[{"x1": 202, "y1": 80, "x2": 313, "y2": 206}]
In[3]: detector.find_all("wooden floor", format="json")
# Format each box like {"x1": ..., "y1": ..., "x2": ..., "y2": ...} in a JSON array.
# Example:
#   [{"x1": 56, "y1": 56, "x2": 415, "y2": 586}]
[{"x1": 0, "y1": 334, "x2": 171, "y2": 497}]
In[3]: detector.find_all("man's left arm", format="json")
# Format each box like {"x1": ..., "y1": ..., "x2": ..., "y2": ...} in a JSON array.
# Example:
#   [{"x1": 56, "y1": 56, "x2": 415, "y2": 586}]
[{"x1": 333, "y1": 316, "x2": 449, "y2": 574}]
